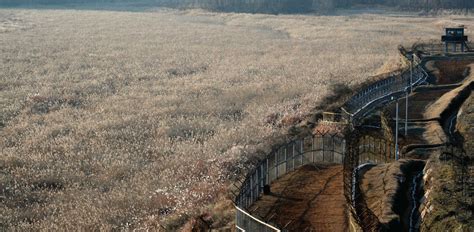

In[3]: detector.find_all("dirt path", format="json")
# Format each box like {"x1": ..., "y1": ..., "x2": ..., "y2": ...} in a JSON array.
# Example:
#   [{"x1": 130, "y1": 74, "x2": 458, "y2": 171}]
[
  {"x1": 249, "y1": 164, "x2": 347, "y2": 232},
  {"x1": 356, "y1": 58, "x2": 474, "y2": 231}
]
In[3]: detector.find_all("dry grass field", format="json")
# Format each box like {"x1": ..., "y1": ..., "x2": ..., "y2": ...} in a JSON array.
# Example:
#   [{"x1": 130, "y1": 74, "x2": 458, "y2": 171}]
[{"x1": 1, "y1": 8, "x2": 473, "y2": 230}]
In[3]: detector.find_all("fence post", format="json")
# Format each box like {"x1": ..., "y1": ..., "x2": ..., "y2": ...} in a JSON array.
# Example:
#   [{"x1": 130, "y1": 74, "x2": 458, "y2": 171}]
[
  {"x1": 332, "y1": 136, "x2": 336, "y2": 163},
  {"x1": 373, "y1": 137, "x2": 377, "y2": 162},
  {"x1": 249, "y1": 175, "x2": 253, "y2": 205},
  {"x1": 266, "y1": 158, "x2": 269, "y2": 185},
  {"x1": 300, "y1": 140, "x2": 304, "y2": 165},
  {"x1": 275, "y1": 153, "x2": 278, "y2": 179},
  {"x1": 260, "y1": 164, "x2": 264, "y2": 194},
  {"x1": 395, "y1": 98, "x2": 399, "y2": 161},
  {"x1": 322, "y1": 135, "x2": 325, "y2": 162},
  {"x1": 342, "y1": 138, "x2": 346, "y2": 158},
  {"x1": 292, "y1": 143, "x2": 296, "y2": 171},
  {"x1": 245, "y1": 184, "x2": 249, "y2": 209},
  {"x1": 380, "y1": 138, "x2": 384, "y2": 163}
]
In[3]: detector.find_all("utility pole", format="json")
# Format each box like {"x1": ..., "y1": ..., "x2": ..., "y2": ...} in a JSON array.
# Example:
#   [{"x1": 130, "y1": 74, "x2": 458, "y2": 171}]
[
  {"x1": 393, "y1": 96, "x2": 399, "y2": 161},
  {"x1": 405, "y1": 93, "x2": 409, "y2": 136},
  {"x1": 405, "y1": 57, "x2": 413, "y2": 136}
]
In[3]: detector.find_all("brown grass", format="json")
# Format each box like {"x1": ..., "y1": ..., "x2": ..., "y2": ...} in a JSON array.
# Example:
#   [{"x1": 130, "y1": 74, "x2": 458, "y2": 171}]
[
  {"x1": 457, "y1": 94, "x2": 474, "y2": 152},
  {"x1": 421, "y1": 153, "x2": 473, "y2": 231},
  {"x1": 1, "y1": 8, "x2": 474, "y2": 230},
  {"x1": 359, "y1": 162, "x2": 402, "y2": 225}
]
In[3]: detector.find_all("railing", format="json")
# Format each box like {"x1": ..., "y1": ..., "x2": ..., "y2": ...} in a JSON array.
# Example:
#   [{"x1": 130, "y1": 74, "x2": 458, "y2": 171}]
[
  {"x1": 342, "y1": 54, "x2": 428, "y2": 123},
  {"x1": 413, "y1": 42, "x2": 474, "y2": 55},
  {"x1": 234, "y1": 131, "x2": 345, "y2": 231}
]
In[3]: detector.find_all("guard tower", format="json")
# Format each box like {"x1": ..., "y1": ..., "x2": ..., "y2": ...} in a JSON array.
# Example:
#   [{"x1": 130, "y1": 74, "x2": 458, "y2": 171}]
[{"x1": 442, "y1": 27, "x2": 468, "y2": 52}]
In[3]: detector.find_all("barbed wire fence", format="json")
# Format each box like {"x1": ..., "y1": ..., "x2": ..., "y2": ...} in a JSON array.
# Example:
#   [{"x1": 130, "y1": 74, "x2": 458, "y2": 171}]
[
  {"x1": 341, "y1": 53, "x2": 428, "y2": 124},
  {"x1": 341, "y1": 50, "x2": 429, "y2": 232},
  {"x1": 233, "y1": 131, "x2": 346, "y2": 231},
  {"x1": 234, "y1": 49, "x2": 430, "y2": 231},
  {"x1": 412, "y1": 41, "x2": 473, "y2": 201},
  {"x1": 344, "y1": 130, "x2": 402, "y2": 232}
]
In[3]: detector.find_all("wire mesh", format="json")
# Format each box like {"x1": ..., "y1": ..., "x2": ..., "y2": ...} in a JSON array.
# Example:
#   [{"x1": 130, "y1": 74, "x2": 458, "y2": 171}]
[{"x1": 234, "y1": 132, "x2": 345, "y2": 231}]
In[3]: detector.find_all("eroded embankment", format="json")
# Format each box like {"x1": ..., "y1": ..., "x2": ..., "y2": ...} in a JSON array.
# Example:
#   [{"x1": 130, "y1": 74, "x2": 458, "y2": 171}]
[
  {"x1": 402, "y1": 74, "x2": 473, "y2": 152},
  {"x1": 240, "y1": 55, "x2": 473, "y2": 232},
  {"x1": 457, "y1": 94, "x2": 474, "y2": 151},
  {"x1": 412, "y1": 62, "x2": 473, "y2": 231},
  {"x1": 358, "y1": 160, "x2": 425, "y2": 231},
  {"x1": 419, "y1": 81, "x2": 473, "y2": 230},
  {"x1": 357, "y1": 58, "x2": 474, "y2": 232}
]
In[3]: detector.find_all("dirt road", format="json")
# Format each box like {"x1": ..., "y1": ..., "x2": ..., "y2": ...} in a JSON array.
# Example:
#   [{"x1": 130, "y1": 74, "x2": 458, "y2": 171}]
[{"x1": 248, "y1": 164, "x2": 347, "y2": 232}]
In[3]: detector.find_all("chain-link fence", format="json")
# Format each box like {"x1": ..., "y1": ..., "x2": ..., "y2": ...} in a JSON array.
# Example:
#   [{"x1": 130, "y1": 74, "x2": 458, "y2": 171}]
[
  {"x1": 342, "y1": 54, "x2": 428, "y2": 123},
  {"x1": 234, "y1": 131, "x2": 345, "y2": 231},
  {"x1": 234, "y1": 50, "x2": 429, "y2": 232},
  {"x1": 343, "y1": 130, "x2": 402, "y2": 232}
]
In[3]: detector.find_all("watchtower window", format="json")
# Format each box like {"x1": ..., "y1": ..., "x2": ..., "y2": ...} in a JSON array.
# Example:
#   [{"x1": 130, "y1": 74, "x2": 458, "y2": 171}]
[
  {"x1": 441, "y1": 27, "x2": 468, "y2": 52},
  {"x1": 445, "y1": 28, "x2": 464, "y2": 38}
]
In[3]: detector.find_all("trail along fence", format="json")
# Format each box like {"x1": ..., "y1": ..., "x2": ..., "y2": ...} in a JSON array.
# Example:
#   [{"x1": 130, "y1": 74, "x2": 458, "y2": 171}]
[
  {"x1": 235, "y1": 50, "x2": 429, "y2": 231},
  {"x1": 234, "y1": 131, "x2": 345, "y2": 231},
  {"x1": 234, "y1": 131, "x2": 345, "y2": 209},
  {"x1": 234, "y1": 130, "x2": 402, "y2": 232}
]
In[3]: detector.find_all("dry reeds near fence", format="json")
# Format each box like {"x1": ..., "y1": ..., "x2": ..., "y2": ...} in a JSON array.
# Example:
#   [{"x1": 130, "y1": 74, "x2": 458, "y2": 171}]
[{"x1": 2, "y1": 8, "x2": 474, "y2": 230}]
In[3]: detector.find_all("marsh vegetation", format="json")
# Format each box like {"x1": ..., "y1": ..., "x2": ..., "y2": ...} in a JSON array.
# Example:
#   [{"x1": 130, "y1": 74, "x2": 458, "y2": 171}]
[{"x1": 1, "y1": 8, "x2": 473, "y2": 230}]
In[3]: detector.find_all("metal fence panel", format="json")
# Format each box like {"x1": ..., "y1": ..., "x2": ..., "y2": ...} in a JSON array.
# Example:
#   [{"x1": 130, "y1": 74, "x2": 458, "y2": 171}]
[
  {"x1": 342, "y1": 54, "x2": 428, "y2": 121},
  {"x1": 344, "y1": 132, "x2": 400, "y2": 232},
  {"x1": 268, "y1": 153, "x2": 276, "y2": 183},
  {"x1": 235, "y1": 51, "x2": 428, "y2": 229}
]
